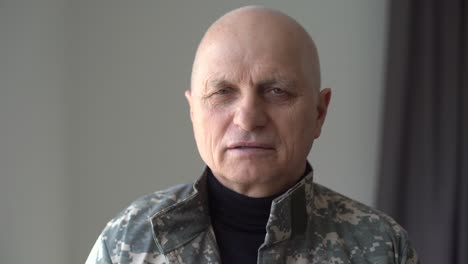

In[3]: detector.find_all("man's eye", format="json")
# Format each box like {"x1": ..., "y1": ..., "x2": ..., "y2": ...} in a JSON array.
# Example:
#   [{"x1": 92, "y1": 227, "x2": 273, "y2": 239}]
[
  {"x1": 269, "y1": 88, "x2": 286, "y2": 94},
  {"x1": 214, "y1": 89, "x2": 230, "y2": 95}
]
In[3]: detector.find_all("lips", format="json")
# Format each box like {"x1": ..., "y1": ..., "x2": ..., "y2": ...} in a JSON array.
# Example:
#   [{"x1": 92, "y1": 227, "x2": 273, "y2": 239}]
[{"x1": 227, "y1": 142, "x2": 275, "y2": 150}]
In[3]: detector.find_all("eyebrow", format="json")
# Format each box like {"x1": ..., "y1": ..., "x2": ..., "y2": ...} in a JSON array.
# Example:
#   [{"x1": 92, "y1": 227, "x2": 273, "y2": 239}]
[
  {"x1": 258, "y1": 78, "x2": 296, "y2": 89},
  {"x1": 209, "y1": 79, "x2": 234, "y2": 89},
  {"x1": 207, "y1": 76, "x2": 297, "y2": 90}
]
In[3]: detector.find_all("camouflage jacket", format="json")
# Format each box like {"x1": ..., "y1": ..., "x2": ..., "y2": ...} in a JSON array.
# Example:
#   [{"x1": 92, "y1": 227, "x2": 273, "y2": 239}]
[{"x1": 86, "y1": 168, "x2": 418, "y2": 264}]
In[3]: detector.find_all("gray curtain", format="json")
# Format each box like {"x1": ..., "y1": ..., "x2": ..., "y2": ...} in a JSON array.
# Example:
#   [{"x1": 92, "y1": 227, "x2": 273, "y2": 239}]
[{"x1": 377, "y1": 0, "x2": 468, "y2": 263}]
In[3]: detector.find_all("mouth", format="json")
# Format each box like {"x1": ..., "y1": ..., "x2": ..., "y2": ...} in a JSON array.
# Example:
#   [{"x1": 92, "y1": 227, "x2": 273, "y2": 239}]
[
  {"x1": 231, "y1": 146, "x2": 272, "y2": 149},
  {"x1": 227, "y1": 142, "x2": 275, "y2": 151}
]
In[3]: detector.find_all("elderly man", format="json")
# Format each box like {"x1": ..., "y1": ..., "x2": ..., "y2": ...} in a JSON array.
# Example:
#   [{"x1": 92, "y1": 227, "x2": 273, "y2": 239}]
[{"x1": 86, "y1": 6, "x2": 418, "y2": 264}]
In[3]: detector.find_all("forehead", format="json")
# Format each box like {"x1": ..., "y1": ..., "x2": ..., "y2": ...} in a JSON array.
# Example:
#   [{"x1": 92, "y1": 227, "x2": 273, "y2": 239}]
[{"x1": 194, "y1": 40, "x2": 304, "y2": 86}]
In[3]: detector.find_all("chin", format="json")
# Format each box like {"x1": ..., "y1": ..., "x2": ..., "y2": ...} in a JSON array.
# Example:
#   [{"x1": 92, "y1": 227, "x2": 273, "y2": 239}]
[{"x1": 223, "y1": 164, "x2": 279, "y2": 185}]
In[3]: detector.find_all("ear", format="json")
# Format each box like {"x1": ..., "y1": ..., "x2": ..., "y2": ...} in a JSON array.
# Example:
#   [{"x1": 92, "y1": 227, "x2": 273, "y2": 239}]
[
  {"x1": 314, "y1": 88, "x2": 332, "y2": 138},
  {"x1": 185, "y1": 90, "x2": 194, "y2": 122}
]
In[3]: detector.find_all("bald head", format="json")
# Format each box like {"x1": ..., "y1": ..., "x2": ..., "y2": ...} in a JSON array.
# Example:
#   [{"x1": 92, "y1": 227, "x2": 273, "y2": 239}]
[{"x1": 191, "y1": 6, "x2": 321, "y2": 92}]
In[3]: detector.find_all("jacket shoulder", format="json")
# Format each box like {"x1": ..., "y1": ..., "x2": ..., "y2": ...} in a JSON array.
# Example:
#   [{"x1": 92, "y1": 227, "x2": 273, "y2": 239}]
[
  {"x1": 96, "y1": 183, "x2": 195, "y2": 261},
  {"x1": 108, "y1": 182, "x2": 195, "y2": 226},
  {"x1": 313, "y1": 183, "x2": 405, "y2": 235},
  {"x1": 311, "y1": 183, "x2": 417, "y2": 262}
]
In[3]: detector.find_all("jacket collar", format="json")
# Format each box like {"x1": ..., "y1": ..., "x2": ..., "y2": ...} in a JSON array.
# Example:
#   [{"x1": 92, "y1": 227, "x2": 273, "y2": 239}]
[
  {"x1": 150, "y1": 168, "x2": 211, "y2": 253},
  {"x1": 150, "y1": 164, "x2": 315, "y2": 253},
  {"x1": 263, "y1": 163, "x2": 314, "y2": 246}
]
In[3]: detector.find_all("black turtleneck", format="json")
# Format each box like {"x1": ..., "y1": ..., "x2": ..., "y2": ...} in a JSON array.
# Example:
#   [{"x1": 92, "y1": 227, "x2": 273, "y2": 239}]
[{"x1": 207, "y1": 172, "x2": 279, "y2": 264}]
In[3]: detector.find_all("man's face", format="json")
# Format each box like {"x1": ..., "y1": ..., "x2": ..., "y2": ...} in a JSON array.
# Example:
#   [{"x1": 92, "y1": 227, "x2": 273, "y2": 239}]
[{"x1": 186, "y1": 27, "x2": 329, "y2": 196}]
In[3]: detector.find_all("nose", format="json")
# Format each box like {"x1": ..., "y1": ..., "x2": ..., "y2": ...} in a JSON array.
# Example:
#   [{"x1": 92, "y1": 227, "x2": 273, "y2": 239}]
[{"x1": 233, "y1": 93, "x2": 268, "y2": 131}]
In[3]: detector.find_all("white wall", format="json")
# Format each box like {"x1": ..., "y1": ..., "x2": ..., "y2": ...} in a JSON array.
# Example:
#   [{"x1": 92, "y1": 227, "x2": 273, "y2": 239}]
[{"x1": 1, "y1": 1, "x2": 388, "y2": 263}]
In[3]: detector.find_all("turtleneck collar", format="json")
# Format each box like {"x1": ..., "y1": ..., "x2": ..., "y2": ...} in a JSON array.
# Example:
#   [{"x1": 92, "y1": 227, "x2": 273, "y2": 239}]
[{"x1": 207, "y1": 170, "x2": 282, "y2": 232}]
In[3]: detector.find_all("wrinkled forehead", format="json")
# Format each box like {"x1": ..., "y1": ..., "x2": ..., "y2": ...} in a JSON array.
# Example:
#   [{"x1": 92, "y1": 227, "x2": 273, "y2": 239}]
[
  {"x1": 196, "y1": 43, "x2": 301, "y2": 84},
  {"x1": 192, "y1": 32, "x2": 309, "y2": 90}
]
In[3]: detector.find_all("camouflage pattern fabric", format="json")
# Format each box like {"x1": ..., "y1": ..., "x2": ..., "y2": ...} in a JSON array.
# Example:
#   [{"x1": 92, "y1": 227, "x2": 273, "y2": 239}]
[{"x1": 86, "y1": 167, "x2": 419, "y2": 263}]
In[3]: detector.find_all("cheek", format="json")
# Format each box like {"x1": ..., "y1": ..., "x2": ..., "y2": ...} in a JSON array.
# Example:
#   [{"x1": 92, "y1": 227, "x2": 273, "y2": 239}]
[
  {"x1": 194, "y1": 107, "x2": 232, "y2": 157},
  {"x1": 275, "y1": 106, "x2": 316, "y2": 153}
]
